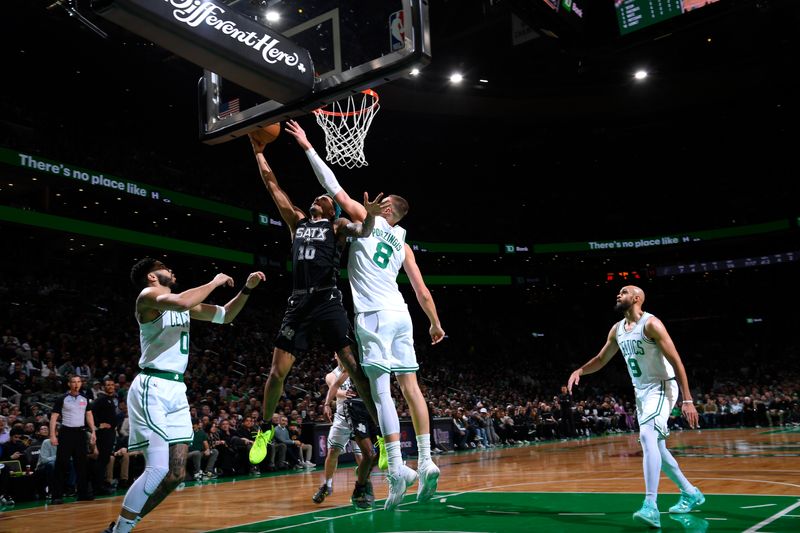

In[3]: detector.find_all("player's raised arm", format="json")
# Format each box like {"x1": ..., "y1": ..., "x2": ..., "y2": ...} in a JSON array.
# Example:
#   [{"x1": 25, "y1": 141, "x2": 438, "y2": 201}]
[
  {"x1": 339, "y1": 192, "x2": 389, "y2": 238},
  {"x1": 249, "y1": 130, "x2": 305, "y2": 234},
  {"x1": 285, "y1": 120, "x2": 367, "y2": 222},
  {"x1": 190, "y1": 271, "x2": 266, "y2": 323},
  {"x1": 139, "y1": 273, "x2": 233, "y2": 315}
]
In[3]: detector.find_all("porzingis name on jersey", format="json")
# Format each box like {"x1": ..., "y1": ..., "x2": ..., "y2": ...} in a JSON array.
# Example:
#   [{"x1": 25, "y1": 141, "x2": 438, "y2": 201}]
[
  {"x1": 372, "y1": 227, "x2": 403, "y2": 251},
  {"x1": 296, "y1": 226, "x2": 329, "y2": 241}
]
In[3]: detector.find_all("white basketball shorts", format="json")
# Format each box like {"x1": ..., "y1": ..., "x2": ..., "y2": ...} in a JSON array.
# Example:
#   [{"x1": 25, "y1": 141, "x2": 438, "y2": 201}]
[
  {"x1": 127, "y1": 372, "x2": 193, "y2": 450},
  {"x1": 635, "y1": 379, "x2": 678, "y2": 439},
  {"x1": 355, "y1": 309, "x2": 418, "y2": 374}
]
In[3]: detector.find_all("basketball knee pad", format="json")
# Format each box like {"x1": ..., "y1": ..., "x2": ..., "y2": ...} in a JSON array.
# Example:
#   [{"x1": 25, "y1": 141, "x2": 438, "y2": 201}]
[
  {"x1": 121, "y1": 465, "x2": 169, "y2": 515},
  {"x1": 144, "y1": 465, "x2": 170, "y2": 495}
]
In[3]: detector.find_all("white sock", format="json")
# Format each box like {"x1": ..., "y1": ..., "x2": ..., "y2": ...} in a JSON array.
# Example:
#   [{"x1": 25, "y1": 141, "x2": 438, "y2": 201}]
[
  {"x1": 416, "y1": 434, "x2": 431, "y2": 463},
  {"x1": 113, "y1": 516, "x2": 138, "y2": 533},
  {"x1": 640, "y1": 423, "x2": 661, "y2": 505},
  {"x1": 386, "y1": 440, "x2": 402, "y2": 475},
  {"x1": 658, "y1": 440, "x2": 693, "y2": 492},
  {"x1": 325, "y1": 478, "x2": 333, "y2": 489}
]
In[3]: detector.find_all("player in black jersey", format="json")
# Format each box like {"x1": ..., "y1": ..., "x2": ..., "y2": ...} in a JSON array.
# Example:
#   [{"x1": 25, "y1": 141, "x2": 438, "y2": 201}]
[{"x1": 247, "y1": 129, "x2": 385, "y2": 465}]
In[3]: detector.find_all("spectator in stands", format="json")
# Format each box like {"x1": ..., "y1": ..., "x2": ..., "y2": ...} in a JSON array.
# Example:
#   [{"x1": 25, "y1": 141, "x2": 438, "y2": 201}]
[
  {"x1": 701, "y1": 398, "x2": 718, "y2": 428},
  {"x1": 287, "y1": 415, "x2": 314, "y2": 467},
  {"x1": 36, "y1": 424, "x2": 57, "y2": 498},
  {"x1": 92, "y1": 377, "x2": 118, "y2": 495},
  {"x1": 767, "y1": 395, "x2": 787, "y2": 427},
  {"x1": 57, "y1": 353, "x2": 75, "y2": 378},
  {"x1": 450, "y1": 409, "x2": 468, "y2": 449},
  {"x1": 74, "y1": 359, "x2": 92, "y2": 382},
  {"x1": 32, "y1": 424, "x2": 50, "y2": 446},
  {"x1": 116, "y1": 373, "x2": 129, "y2": 400},
  {"x1": 1, "y1": 427, "x2": 28, "y2": 463},
  {"x1": 0, "y1": 415, "x2": 10, "y2": 445},
  {"x1": 742, "y1": 396, "x2": 757, "y2": 427},
  {"x1": 233, "y1": 415, "x2": 257, "y2": 474},
  {"x1": 729, "y1": 397, "x2": 744, "y2": 426},
  {"x1": 187, "y1": 418, "x2": 218, "y2": 480},
  {"x1": 481, "y1": 408, "x2": 499, "y2": 445},
  {"x1": 106, "y1": 446, "x2": 142, "y2": 490},
  {"x1": 214, "y1": 418, "x2": 238, "y2": 475},
  {"x1": 273, "y1": 415, "x2": 302, "y2": 468},
  {"x1": 40, "y1": 360, "x2": 59, "y2": 387}
]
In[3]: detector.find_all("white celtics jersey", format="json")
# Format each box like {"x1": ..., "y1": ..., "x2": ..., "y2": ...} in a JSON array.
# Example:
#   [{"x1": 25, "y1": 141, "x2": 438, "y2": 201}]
[
  {"x1": 348, "y1": 216, "x2": 407, "y2": 313},
  {"x1": 331, "y1": 366, "x2": 350, "y2": 412},
  {"x1": 616, "y1": 312, "x2": 675, "y2": 387},
  {"x1": 138, "y1": 310, "x2": 191, "y2": 374}
]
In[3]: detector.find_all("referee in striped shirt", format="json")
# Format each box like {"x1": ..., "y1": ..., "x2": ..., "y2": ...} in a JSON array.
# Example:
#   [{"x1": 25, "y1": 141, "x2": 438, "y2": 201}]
[{"x1": 49, "y1": 375, "x2": 97, "y2": 503}]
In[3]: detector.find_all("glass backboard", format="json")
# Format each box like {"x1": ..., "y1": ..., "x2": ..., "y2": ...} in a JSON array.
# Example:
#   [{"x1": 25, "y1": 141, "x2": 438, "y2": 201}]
[{"x1": 199, "y1": 0, "x2": 430, "y2": 144}]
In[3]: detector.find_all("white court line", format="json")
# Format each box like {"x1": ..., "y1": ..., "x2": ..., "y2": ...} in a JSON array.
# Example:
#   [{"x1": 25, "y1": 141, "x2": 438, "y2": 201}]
[
  {"x1": 743, "y1": 499, "x2": 800, "y2": 533},
  {"x1": 706, "y1": 518, "x2": 728, "y2": 521},
  {"x1": 742, "y1": 503, "x2": 777, "y2": 509},
  {"x1": 486, "y1": 510, "x2": 519, "y2": 515},
  {"x1": 447, "y1": 505, "x2": 465, "y2": 510}
]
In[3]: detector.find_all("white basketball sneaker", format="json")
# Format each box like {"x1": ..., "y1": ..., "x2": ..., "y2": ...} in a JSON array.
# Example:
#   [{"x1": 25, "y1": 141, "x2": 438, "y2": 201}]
[
  {"x1": 417, "y1": 459, "x2": 440, "y2": 503},
  {"x1": 384, "y1": 465, "x2": 418, "y2": 510}
]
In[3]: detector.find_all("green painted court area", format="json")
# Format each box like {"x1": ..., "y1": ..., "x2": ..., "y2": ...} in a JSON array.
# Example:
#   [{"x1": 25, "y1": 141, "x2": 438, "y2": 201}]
[{"x1": 209, "y1": 492, "x2": 800, "y2": 532}]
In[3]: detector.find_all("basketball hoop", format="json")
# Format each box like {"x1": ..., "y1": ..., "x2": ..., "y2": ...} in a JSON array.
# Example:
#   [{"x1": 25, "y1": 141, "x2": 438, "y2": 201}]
[{"x1": 313, "y1": 89, "x2": 380, "y2": 169}]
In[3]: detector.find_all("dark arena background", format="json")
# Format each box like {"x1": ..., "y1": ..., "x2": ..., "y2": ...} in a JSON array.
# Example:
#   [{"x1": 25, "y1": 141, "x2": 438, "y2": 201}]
[{"x1": 1, "y1": 1, "x2": 799, "y2": 532}]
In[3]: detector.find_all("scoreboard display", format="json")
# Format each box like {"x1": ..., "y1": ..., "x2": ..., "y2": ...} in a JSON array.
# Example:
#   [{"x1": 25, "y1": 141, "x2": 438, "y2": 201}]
[{"x1": 616, "y1": 0, "x2": 722, "y2": 36}]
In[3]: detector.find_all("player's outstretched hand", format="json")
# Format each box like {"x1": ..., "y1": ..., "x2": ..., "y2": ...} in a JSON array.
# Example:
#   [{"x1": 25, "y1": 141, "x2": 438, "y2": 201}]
[
  {"x1": 213, "y1": 274, "x2": 234, "y2": 288},
  {"x1": 567, "y1": 368, "x2": 583, "y2": 394},
  {"x1": 285, "y1": 120, "x2": 312, "y2": 151},
  {"x1": 246, "y1": 271, "x2": 266, "y2": 289},
  {"x1": 363, "y1": 192, "x2": 387, "y2": 217}
]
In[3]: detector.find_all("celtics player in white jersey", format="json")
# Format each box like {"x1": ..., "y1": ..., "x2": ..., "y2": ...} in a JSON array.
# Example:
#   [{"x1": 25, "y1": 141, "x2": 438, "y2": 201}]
[
  {"x1": 286, "y1": 120, "x2": 445, "y2": 511},
  {"x1": 104, "y1": 258, "x2": 264, "y2": 533},
  {"x1": 313, "y1": 354, "x2": 378, "y2": 509},
  {"x1": 567, "y1": 286, "x2": 702, "y2": 529}
]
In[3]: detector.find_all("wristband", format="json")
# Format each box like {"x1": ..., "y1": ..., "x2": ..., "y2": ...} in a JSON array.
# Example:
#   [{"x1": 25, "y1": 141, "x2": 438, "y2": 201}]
[
  {"x1": 682, "y1": 400, "x2": 694, "y2": 404},
  {"x1": 241, "y1": 286, "x2": 252, "y2": 295}
]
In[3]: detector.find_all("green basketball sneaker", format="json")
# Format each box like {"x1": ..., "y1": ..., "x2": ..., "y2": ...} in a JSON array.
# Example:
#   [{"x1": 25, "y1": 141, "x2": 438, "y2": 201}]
[
  {"x1": 249, "y1": 425, "x2": 275, "y2": 465},
  {"x1": 669, "y1": 487, "x2": 705, "y2": 513},
  {"x1": 633, "y1": 499, "x2": 661, "y2": 528},
  {"x1": 376, "y1": 436, "x2": 388, "y2": 471}
]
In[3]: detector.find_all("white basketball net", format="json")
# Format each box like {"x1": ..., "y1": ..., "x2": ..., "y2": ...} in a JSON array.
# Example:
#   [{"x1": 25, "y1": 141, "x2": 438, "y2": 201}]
[{"x1": 313, "y1": 89, "x2": 380, "y2": 169}]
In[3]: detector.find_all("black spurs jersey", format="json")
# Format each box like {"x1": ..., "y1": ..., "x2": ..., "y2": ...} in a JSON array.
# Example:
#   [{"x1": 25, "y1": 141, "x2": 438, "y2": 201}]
[{"x1": 291, "y1": 218, "x2": 341, "y2": 291}]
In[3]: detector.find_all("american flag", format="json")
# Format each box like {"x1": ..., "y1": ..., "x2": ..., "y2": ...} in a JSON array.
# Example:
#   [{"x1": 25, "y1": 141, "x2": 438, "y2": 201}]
[{"x1": 219, "y1": 97, "x2": 240, "y2": 118}]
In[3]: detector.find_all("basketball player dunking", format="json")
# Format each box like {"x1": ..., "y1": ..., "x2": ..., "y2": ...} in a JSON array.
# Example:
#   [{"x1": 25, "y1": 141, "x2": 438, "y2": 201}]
[
  {"x1": 246, "y1": 130, "x2": 384, "y2": 469},
  {"x1": 567, "y1": 286, "x2": 703, "y2": 529},
  {"x1": 285, "y1": 120, "x2": 445, "y2": 510}
]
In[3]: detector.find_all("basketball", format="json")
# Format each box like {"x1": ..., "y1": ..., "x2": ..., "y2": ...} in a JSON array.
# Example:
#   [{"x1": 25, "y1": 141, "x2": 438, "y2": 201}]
[
  {"x1": 250, "y1": 123, "x2": 281, "y2": 145},
  {"x1": 260, "y1": 123, "x2": 281, "y2": 143}
]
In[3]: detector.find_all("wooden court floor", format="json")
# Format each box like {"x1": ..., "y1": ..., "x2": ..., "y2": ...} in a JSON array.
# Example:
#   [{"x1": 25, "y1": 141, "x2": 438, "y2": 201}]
[{"x1": 2, "y1": 427, "x2": 798, "y2": 532}]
